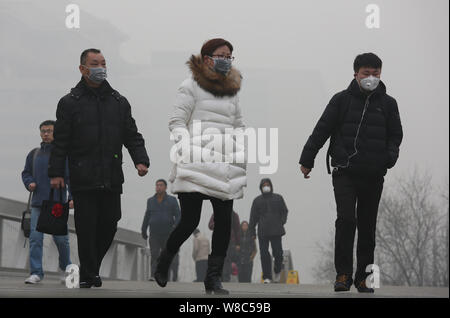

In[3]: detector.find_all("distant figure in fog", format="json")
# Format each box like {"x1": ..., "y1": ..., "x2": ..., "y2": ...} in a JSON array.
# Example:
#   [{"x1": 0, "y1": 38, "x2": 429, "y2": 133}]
[
  {"x1": 249, "y1": 178, "x2": 288, "y2": 284},
  {"x1": 192, "y1": 229, "x2": 210, "y2": 282},
  {"x1": 208, "y1": 210, "x2": 241, "y2": 282},
  {"x1": 237, "y1": 221, "x2": 257, "y2": 283}
]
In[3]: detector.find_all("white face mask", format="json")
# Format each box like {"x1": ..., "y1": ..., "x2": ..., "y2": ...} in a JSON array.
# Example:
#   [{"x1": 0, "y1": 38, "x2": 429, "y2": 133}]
[
  {"x1": 359, "y1": 75, "x2": 380, "y2": 91},
  {"x1": 262, "y1": 186, "x2": 271, "y2": 193}
]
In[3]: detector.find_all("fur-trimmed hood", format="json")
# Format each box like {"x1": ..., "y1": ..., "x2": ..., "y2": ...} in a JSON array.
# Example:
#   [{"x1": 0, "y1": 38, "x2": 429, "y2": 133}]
[{"x1": 187, "y1": 54, "x2": 242, "y2": 97}]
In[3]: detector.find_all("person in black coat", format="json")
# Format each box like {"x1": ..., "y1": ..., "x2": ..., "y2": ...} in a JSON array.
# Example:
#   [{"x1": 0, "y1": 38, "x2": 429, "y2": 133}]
[
  {"x1": 237, "y1": 221, "x2": 257, "y2": 283},
  {"x1": 299, "y1": 53, "x2": 403, "y2": 293},
  {"x1": 249, "y1": 178, "x2": 288, "y2": 283},
  {"x1": 48, "y1": 48, "x2": 150, "y2": 288}
]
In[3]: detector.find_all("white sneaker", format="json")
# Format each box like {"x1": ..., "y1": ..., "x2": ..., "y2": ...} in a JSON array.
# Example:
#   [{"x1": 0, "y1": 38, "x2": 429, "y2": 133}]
[
  {"x1": 25, "y1": 274, "x2": 42, "y2": 284},
  {"x1": 274, "y1": 272, "x2": 281, "y2": 283},
  {"x1": 263, "y1": 278, "x2": 271, "y2": 284}
]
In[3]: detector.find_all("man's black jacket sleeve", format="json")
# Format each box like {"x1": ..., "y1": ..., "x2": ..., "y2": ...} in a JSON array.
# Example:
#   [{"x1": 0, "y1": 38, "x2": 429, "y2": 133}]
[
  {"x1": 49, "y1": 99, "x2": 71, "y2": 178},
  {"x1": 386, "y1": 98, "x2": 403, "y2": 168},
  {"x1": 299, "y1": 93, "x2": 342, "y2": 169},
  {"x1": 122, "y1": 97, "x2": 150, "y2": 168}
]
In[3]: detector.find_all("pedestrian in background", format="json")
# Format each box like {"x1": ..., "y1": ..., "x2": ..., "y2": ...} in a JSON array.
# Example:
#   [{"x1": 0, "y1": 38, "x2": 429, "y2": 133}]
[
  {"x1": 208, "y1": 210, "x2": 240, "y2": 282},
  {"x1": 237, "y1": 221, "x2": 257, "y2": 283},
  {"x1": 249, "y1": 178, "x2": 288, "y2": 284},
  {"x1": 21, "y1": 120, "x2": 73, "y2": 284},
  {"x1": 192, "y1": 229, "x2": 210, "y2": 282},
  {"x1": 141, "y1": 179, "x2": 180, "y2": 281}
]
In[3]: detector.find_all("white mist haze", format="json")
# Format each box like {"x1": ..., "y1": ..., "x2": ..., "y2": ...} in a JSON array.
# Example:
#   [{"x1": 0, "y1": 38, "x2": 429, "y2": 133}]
[{"x1": 0, "y1": 0, "x2": 448, "y2": 283}]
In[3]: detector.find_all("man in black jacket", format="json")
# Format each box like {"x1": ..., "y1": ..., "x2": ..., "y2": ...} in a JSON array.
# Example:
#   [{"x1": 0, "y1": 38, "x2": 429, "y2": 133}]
[
  {"x1": 249, "y1": 178, "x2": 288, "y2": 284},
  {"x1": 49, "y1": 48, "x2": 150, "y2": 288},
  {"x1": 299, "y1": 53, "x2": 403, "y2": 293}
]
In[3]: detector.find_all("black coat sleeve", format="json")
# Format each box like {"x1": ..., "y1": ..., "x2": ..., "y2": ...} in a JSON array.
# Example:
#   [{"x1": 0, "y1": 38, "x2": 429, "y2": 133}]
[
  {"x1": 122, "y1": 97, "x2": 150, "y2": 168},
  {"x1": 386, "y1": 98, "x2": 403, "y2": 168},
  {"x1": 299, "y1": 93, "x2": 342, "y2": 169},
  {"x1": 49, "y1": 98, "x2": 72, "y2": 178},
  {"x1": 279, "y1": 195, "x2": 288, "y2": 225},
  {"x1": 141, "y1": 199, "x2": 151, "y2": 235},
  {"x1": 249, "y1": 198, "x2": 260, "y2": 237}
]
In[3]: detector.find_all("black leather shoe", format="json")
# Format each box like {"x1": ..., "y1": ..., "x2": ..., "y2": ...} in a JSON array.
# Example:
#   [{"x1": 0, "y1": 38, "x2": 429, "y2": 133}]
[
  {"x1": 79, "y1": 281, "x2": 94, "y2": 288},
  {"x1": 93, "y1": 276, "x2": 102, "y2": 288}
]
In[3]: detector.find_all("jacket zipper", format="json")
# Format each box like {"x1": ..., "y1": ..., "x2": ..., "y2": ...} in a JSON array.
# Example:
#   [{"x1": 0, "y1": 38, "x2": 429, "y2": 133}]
[
  {"x1": 96, "y1": 95, "x2": 105, "y2": 189},
  {"x1": 336, "y1": 93, "x2": 373, "y2": 169}
]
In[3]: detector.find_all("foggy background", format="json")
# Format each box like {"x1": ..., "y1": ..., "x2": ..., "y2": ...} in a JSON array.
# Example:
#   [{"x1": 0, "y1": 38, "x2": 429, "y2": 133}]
[{"x1": 0, "y1": 0, "x2": 448, "y2": 284}]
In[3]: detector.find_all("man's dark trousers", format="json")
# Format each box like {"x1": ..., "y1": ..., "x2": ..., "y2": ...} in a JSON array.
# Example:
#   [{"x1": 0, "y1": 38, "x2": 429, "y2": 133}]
[
  {"x1": 258, "y1": 235, "x2": 283, "y2": 280},
  {"x1": 72, "y1": 190, "x2": 121, "y2": 282},
  {"x1": 149, "y1": 233, "x2": 170, "y2": 278},
  {"x1": 332, "y1": 168, "x2": 384, "y2": 284}
]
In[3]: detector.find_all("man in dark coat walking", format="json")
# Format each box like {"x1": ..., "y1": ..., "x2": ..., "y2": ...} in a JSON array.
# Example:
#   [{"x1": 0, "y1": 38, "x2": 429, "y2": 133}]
[
  {"x1": 49, "y1": 48, "x2": 150, "y2": 288},
  {"x1": 299, "y1": 53, "x2": 403, "y2": 293},
  {"x1": 249, "y1": 178, "x2": 288, "y2": 284},
  {"x1": 141, "y1": 179, "x2": 180, "y2": 281}
]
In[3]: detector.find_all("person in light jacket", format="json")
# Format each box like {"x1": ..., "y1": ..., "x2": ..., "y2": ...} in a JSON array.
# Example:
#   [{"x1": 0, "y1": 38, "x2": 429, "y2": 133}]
[
  {"x1": 192, "y1": 229, "x2": 210, "y2": 282},
  {"x1": 155, "y1": 38, "x2": 247, "y2": 295}
]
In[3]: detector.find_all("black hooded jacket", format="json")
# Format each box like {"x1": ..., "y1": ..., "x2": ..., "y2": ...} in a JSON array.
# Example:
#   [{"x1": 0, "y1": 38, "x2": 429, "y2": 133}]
[
  {"x1": 249, "y1": 178, "x2": 289, "y2": 237},
  {"x1": 299, "y1": 79, "x2": 403, "y2": 177},
  {"x1": 48, "y1": 78, "x2": 150, "y2": 193}
]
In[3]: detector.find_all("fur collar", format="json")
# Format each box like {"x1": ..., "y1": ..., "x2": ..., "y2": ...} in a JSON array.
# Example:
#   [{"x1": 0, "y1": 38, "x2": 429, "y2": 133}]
[{"x1": 187, "y1": 54, "x2": 242, "y2": 97}]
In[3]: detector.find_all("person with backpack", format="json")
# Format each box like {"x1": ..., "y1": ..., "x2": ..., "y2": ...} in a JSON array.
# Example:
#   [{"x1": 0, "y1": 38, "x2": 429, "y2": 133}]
[
  {"x1": 298, "y1": 53, "x2": 403, "y2": 293},
  {"x1": 21, "y1": 120, "x2": 73, "y2": 285}
]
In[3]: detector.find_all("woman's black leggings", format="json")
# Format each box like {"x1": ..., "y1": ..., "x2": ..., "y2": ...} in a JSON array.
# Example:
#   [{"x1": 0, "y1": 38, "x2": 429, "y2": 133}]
[{"x1": 166, "y1": 192, "x2": 233, "y2": 257}]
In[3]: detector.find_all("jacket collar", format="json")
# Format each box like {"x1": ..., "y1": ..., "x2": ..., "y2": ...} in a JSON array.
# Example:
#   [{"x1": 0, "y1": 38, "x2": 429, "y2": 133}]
[
  {"x1": 40, "y1": 142, "x2": 53, "y2": 152},
  {"x1": 71, "y1": 77, "x2": 114, "y2": 98},
  {"x1": 347, "y1": 78, "x2": 387, "y2": 100},
  {"x1": 187, "y1": 54, "x2": 242, "y2": 97}
]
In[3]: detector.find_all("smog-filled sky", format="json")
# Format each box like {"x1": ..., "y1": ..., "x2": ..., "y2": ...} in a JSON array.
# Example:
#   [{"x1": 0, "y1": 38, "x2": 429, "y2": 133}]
[{"x1": 0, "y1": 0, "x2": 448, "y2": 283}]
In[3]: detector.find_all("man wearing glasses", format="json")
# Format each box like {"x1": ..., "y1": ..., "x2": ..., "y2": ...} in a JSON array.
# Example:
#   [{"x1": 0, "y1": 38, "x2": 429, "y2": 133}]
[{"x1": 21, "y1": 120, "x2": 73, "y2": 285}]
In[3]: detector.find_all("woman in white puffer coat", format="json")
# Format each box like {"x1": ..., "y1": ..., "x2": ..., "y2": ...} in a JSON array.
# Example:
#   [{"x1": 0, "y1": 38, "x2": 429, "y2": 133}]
[{"x1": 155, "y1": 38, "x2": 247, "y2": 295}]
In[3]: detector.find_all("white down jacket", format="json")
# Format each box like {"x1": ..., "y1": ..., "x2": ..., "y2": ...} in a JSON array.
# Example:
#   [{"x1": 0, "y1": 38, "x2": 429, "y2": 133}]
[{"x1": 168, "y1": 55, "x2": 247, "y2": 200}]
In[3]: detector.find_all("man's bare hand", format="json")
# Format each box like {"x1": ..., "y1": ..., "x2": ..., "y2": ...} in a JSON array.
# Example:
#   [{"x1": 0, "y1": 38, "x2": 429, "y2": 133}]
[
  {"x1": 136, "y1": 164, "x2": 148, "y2": 177},
  {"x1": 69, "y1": 200, "x2": 74, "y2": 209},
  {"x1": 50, "y1": 177, "x2": 65, "y2": 189},
  {"x1": 300, "y1": 165, "x2": 312, "y2": 179},
  {"x1": 28, "y1": 182, "x2": 37, "y2": 192}
]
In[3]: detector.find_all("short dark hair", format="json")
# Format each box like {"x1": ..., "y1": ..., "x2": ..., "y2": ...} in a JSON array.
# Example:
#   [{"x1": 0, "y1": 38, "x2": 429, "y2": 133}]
[
  {"x1": 156, "y1": 179, "x2": 167, "y2": 186},
  {"x1": 201, "y1": 38, "x2": 233, "y2": 58},
  {"x1": 39, "y1": 120, "x2": 55, "y2": 129},
  {"x1": 353, "y1": 53, "x2": 382, "y2": 73},
  {"x1": 80, "y1": 48, "x2": 101, "y2": 65}
]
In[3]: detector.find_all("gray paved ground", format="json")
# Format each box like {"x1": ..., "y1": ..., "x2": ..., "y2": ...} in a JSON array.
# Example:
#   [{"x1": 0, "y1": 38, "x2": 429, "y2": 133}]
[{"x1": 0, "y1": 270, "x2": 447, "y2": 298}]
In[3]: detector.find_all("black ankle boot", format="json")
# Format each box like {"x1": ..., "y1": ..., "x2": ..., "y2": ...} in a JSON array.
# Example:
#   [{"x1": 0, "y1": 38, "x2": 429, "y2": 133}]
[
  {"x1": 154, "y1": 249, "x2": 177, "y2": 288},
  {"x1": 204, "y1": 255, "x2": 229, "y2": 295}
]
